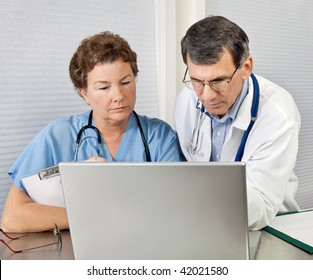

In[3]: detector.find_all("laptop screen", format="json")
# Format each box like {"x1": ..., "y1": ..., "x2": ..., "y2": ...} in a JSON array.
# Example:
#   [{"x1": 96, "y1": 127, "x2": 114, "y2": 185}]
[{"x1": 59, "y1": 162, "x2": 249, "y2": 260}]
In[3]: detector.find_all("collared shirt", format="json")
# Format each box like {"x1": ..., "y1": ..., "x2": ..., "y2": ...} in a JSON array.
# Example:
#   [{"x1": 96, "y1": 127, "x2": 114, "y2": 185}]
[{"x1": 209, "y1": 79, "x2": 249, "y2": 161}]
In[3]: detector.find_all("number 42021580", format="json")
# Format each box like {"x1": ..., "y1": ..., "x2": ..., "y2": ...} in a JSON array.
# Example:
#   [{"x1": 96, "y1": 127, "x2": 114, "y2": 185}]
[{"x1": 179, "y1": 266, "x2": 229, "y2": 276}]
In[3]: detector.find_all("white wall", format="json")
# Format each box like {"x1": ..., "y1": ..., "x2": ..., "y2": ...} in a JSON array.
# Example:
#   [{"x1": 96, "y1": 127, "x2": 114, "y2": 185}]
[{"x1": 154, "y1": 0, "x2": 205, "y2": 126}]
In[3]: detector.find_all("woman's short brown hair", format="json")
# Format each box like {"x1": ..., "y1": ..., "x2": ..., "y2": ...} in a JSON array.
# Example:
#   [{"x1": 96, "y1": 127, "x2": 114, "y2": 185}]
[{"x1": 69, "y1": 31, "x2": 138, "y2": 96}]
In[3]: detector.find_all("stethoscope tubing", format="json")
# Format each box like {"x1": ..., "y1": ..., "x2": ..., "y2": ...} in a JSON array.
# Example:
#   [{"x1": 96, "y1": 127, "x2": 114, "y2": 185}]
[
  {"x1": 234, "y1": 73, "x2": 259, "y2": 161},
  {"x1": 190, "y1": 73, "x2": 260, "y2": 161},
  {"x1": 74, "y1": 110, "x2": 151, "y2": 162},
  {"x1": 190, "y1": 101, "x2": 206, "y2": 155}
]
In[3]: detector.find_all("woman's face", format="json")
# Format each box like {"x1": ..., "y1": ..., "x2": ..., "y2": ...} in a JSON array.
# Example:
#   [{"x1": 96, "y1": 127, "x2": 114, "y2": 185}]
[{"x1": 80, "y1": 59, "x2": 136, "y2": 127}]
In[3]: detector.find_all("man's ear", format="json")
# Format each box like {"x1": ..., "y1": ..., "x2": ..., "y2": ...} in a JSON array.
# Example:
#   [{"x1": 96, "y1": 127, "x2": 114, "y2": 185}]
[{"x1": 241, "y1": 55, "x2": 253, "y2": 80}]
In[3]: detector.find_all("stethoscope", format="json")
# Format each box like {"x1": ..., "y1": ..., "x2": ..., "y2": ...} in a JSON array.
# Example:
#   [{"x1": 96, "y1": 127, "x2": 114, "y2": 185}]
[
  {"x1": 190, "y1": 73, "x2": 260, "y2": 161},
  {"x1": 73, "y1": 110, "x2": 151, "y2": 162}
]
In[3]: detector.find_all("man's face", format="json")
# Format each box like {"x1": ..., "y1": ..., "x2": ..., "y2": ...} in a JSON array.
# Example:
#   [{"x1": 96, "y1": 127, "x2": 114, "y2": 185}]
[{"x1": 186, "y1": 50, "x2": 252, "y2": 118}]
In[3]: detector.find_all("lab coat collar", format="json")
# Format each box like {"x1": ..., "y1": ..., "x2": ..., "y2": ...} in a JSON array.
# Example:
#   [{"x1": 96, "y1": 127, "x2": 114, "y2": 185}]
[
  {"x1": 221, "y1": 76, "x2": 255, "y2": 160},
  {"x1": 231, "y1": 76, "x2": 254, "y2": 131}
]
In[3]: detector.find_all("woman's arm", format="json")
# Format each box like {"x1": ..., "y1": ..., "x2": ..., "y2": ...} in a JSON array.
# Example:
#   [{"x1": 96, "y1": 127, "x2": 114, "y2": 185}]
[{"x1": 1, "y1": 184, "x2": 68, "y2": 233}]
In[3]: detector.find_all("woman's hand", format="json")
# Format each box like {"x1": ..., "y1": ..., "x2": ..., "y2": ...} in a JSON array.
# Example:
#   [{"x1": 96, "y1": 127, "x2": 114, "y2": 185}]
[{"x1": 86, "y1": 156, "x2": 107, "y2": 162}]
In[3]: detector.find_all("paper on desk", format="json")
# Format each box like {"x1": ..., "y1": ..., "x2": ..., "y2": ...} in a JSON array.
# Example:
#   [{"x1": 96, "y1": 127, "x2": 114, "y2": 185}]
[
  {"x1": 264, "y1": 210, "x2": 313, "y2": 253},
  {"x1": 21, "y1": 174, "x2": 65, "y2": 207}
]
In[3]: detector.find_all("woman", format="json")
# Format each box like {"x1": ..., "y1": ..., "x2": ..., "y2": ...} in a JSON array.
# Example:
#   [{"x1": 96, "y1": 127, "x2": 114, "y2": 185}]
[{"x1": 1, "y1": 32, "x2": 185, "y2": 233}]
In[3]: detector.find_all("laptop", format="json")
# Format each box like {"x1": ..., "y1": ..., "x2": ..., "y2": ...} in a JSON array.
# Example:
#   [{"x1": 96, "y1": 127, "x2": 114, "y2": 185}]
[{"x1": 59, "y1": 162, "x2": 254, "y2": 260}]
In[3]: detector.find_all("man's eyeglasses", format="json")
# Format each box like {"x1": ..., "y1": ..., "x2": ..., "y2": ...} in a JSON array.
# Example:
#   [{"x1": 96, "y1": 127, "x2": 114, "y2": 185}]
[
  {"x1": 0, "y1": 223, "x2": 62, "y2": 253},
  {"x1": 183, "y1": 64, "x2": 240, "y2": 92}
]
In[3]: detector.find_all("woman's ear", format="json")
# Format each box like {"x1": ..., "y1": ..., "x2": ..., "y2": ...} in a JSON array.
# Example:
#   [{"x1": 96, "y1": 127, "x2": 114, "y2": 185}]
[
  {"x1": 241, "y1": 55, "x2": 253, "y2": 80},
  {"x1": 79, "y1": 88, "x2": 90, "y2": 104}
]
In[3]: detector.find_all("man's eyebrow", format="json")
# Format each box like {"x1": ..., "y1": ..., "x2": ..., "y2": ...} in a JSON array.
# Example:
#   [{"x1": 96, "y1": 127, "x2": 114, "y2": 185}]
[{"x1": 190, "y1": 74, "x2": 229, "y2": 83}]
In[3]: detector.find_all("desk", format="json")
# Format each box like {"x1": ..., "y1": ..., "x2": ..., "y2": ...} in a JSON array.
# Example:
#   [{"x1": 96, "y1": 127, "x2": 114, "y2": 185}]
[
  {"x1": 1, "y1": 230, "x2": 312, "y2": 260},
  {"x1": 1, "y1": 230, "x2": 74, "y2": 260}
]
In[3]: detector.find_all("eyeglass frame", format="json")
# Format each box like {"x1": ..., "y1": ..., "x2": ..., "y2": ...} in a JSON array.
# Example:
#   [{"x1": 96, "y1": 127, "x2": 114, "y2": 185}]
[
  {"x1": 182, "y1": 63, "x2": 241, "y2": 93},
  {"x1": 0, "y1": 223, "x2": 62, "y2": 253}
]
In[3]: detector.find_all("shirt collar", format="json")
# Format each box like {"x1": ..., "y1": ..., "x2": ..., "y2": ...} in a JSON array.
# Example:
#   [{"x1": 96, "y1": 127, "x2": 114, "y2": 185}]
[{"x1": 207, "y1": 79, "x2": 249, "y2": 123}]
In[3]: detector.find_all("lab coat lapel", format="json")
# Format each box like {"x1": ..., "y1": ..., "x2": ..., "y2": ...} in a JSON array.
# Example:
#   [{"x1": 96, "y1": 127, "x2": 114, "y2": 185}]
[{"x1": 221, "y1": 77, "x2": 254, "y2": 161}]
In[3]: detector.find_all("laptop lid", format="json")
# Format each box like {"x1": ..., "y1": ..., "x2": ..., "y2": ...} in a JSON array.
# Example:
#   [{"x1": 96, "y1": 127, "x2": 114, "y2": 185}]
[{"x1": 59, "y1": 162, "x2": 250, "y2": 260}]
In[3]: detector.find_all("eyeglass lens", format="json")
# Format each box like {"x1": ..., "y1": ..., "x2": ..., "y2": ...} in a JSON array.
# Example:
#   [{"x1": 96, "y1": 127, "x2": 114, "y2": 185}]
[{"x1": 0, "y1": 224, "x2": 62, "y2": 253}]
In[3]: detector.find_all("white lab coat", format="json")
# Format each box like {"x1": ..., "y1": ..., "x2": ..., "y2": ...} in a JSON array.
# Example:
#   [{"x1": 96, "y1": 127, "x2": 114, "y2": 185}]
[{"x1": 174, "y1": 75, "x2": 301, "y2": 230}]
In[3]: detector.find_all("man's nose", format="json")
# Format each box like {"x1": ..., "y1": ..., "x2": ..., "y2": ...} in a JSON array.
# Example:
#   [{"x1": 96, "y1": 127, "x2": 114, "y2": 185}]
[{"x1": 198, "y1": 84, "x2": 218, "y2": 101}]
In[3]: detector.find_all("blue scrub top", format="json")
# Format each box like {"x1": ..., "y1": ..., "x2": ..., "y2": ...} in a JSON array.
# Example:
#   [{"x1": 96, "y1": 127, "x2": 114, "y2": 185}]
[{"x1": 9, "y1": 111, "x2": 185, "y2": 193}]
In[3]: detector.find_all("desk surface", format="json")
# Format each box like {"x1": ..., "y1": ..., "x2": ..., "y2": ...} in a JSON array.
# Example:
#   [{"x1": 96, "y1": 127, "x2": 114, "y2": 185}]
[{"x1": 1, "y1": 230, "x2": 312, "y2": 260}]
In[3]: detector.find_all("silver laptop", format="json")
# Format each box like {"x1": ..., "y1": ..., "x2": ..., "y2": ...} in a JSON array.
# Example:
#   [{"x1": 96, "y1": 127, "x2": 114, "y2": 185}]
[{"x1": 59, "y1": 162, "x2": 252, "y2": 260}]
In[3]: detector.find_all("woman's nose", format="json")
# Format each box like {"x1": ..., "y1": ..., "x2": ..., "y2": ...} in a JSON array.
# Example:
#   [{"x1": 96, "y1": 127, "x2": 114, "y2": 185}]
[{"x1": 112, "y1": 86, "x2": 125, "y2": 102}]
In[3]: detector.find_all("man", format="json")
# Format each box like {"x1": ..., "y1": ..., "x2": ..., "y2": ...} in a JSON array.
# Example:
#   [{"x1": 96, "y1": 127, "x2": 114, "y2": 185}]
[{"x1": 174, "y1": 15, "x2": 301, "y2": 230}]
